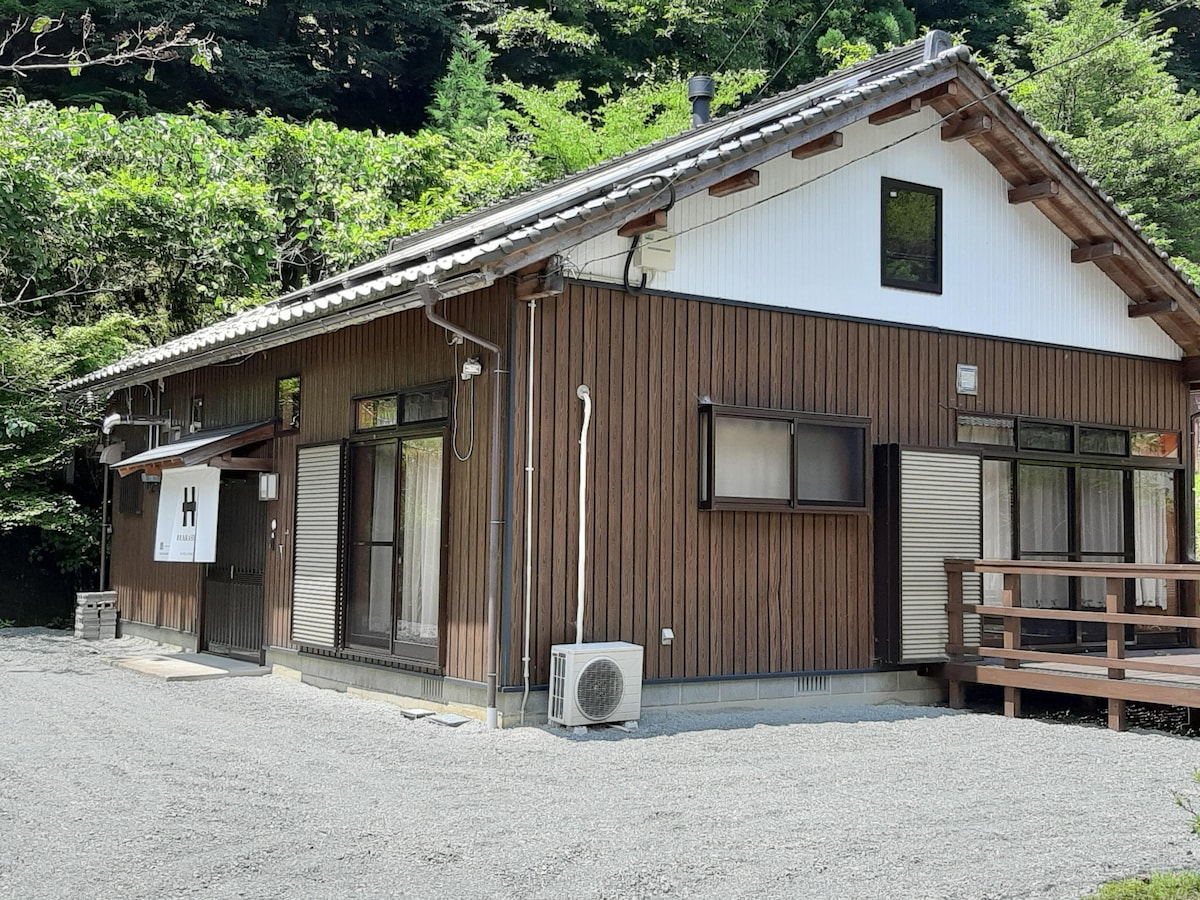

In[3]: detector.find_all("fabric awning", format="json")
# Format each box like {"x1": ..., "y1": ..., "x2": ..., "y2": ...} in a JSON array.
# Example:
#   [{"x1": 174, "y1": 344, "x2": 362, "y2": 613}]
[{"x1": 113, "y1": 421, "x2": 275, "y2": 475}]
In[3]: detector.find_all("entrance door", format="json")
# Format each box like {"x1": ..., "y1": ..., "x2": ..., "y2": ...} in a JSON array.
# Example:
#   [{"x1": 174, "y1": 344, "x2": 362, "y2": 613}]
[{"x1": 202, "y1": 475, "x2": 266, "y2": 663}]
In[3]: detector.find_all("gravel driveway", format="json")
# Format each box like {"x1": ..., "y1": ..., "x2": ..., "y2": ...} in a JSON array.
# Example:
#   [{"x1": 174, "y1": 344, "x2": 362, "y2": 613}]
[{"x1": 1, "y1": 628, "x2": 1197, "y2": 900}]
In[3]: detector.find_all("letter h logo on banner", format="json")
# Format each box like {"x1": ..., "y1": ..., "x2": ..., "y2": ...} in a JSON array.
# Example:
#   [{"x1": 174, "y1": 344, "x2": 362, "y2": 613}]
[{"x1": 180, "y1": 486, "x2": 197, "y2": 527}]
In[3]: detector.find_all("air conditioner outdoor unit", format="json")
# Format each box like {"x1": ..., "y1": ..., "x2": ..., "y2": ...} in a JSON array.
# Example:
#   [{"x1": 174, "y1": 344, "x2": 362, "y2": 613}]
[{"x1": 548, "y1": 641, "x2": 643, "y2": 728}]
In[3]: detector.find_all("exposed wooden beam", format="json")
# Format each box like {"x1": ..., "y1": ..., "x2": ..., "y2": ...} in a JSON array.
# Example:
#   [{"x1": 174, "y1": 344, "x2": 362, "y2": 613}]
[
  {"x1": 1008, "y1": 180, "x2": 1059, "y2": 204},
  {"x1": 1181, "y1": 356, "x2": 1200, "y2": 382},
  {"x1": 919, "y1": 81, "x2": 959, "y2": 102},
  {"x1": 513, "y1": 260, "x2": 563, "y2": 300},
  {"x1": 791, "y1": 131, "x2": 843, "y2": 161},
  {"x1": 617, "y1": 209, "x2": 667, "y2": 238},
  {"x1": 209, "y1": 455, "x2": 274, "y2": 472},
  {"x1": 1128, "y1": 299, "x2": 1177, "y2": 318},
  {"x1": 868, "y1": 97, "x2": 922, "y2": 126},
  {"x1": 707, "y1": 169, "x2": 760, "y2": 198},
  {"x1": 787, "y1": 131, "x2": 844, "y2": 160},
  {"x1": 941, "y1": 114, "x2": 992, "y2": 142},
  {"x1": 1071, "y1": 240, "x2": 1122, "y2": 264}
]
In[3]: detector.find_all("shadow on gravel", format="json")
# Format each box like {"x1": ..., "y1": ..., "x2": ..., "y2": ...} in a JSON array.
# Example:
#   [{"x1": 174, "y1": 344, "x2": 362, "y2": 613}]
[{"x1": 548, "y1": 703, "x2": 964, "y2": 741}]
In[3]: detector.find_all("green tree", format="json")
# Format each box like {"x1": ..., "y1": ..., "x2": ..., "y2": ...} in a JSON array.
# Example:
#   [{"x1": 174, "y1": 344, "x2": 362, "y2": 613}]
[
  {"x1": 1005, "y1": 0, "x2": 1200, "y2": 271},
  {"x1": 0, "y1": 1, "x2": 458, "y2": 131}
]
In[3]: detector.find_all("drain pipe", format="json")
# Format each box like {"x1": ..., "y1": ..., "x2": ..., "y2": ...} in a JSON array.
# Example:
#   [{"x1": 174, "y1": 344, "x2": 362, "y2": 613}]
[
  {"x1": 575, "y1": 385, "x2": 592, "y2": 644},
  {"x1": 421, "y1": 285, "x2": 506, "y2": 730},
  {"x1": 520, "y1": 299, "x2": 537, "y2": 723}
]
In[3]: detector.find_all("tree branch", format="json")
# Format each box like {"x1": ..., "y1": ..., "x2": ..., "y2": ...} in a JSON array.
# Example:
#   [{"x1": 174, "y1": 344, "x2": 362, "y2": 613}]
[{"x1": 0, "y1": 14, "x2": 219, "y2": 78}]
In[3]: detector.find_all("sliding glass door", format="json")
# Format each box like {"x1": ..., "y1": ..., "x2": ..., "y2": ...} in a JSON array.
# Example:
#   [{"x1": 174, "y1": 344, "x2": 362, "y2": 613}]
[
  {"x1": 983, "y1": 459, "x2": 1180, "y2": 647},
  {"x1": 346, "y1": 433, "x2": 446, "y2": 663}
]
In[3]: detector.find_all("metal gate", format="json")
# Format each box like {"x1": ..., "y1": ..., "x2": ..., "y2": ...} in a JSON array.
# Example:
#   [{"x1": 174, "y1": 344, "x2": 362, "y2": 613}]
[{"x1": 202, "y1": 475, "x2": 266, "y2": 663}]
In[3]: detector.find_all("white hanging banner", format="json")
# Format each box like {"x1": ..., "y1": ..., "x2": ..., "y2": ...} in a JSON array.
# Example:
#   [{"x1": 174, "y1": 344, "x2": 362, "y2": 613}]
[{"x1": 154, "y1": 465, "x2": 221, "y2": 563}]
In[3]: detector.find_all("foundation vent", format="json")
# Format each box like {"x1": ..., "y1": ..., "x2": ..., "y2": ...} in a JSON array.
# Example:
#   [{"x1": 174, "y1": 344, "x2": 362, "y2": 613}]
[
  {"x1": 797, "y1": 675, "x2": 831, "y2": 695},
  {"x1": 418, "y1": 676, "x2": 444, "y2": 702}
]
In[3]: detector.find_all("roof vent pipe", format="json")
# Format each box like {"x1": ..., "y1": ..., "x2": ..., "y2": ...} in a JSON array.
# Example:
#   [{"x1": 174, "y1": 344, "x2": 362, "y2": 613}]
[{"x1": 688, "y1": 75, "x2": 716, "y2": 127}]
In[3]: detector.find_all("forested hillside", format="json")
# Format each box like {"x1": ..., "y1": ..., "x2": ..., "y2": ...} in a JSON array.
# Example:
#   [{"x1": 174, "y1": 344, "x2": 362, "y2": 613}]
[{"x1": 1, "y1": 0, "x2": 1197, "y2": 621}]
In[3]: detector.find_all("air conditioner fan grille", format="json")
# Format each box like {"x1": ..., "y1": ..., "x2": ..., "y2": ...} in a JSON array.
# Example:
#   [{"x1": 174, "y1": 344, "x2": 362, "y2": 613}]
[{"x1": 575, "y1": 656, "x2": 625, "y2": 721}]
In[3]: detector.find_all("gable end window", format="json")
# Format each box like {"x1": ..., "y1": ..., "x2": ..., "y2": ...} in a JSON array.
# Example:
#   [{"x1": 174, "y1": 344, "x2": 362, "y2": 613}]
[
  {"x1": 277, "y1": 375, "x2": 301, "y2": 431},
  {"x1": 881, "y1": 178, "x2": 942, "y2": 294},
  {"x1": 699, "y1": 404, "x2": 868, "y2": 512}
]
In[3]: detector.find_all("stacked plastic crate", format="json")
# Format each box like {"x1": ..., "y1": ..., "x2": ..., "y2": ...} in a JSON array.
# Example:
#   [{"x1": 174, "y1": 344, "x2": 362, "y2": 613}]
[{"x1": 75, "y1": 592, "x2": 118, "y2": 640}]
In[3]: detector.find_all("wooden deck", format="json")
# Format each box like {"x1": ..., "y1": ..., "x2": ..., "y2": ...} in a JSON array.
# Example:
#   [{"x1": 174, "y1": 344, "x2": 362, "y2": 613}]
[{"x1": 943, "y1": 559, "x2": 1200, "y2": 730}]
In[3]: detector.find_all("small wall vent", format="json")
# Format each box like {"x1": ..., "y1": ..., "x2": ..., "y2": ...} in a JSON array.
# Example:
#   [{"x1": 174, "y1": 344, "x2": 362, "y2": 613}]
[{"x1": 797, "y1": 675, "x2": 831, "y2": 695}]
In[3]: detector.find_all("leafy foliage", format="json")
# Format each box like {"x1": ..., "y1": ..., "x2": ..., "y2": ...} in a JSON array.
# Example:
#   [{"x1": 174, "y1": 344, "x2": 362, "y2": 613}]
[{"x1": 1002, "y1": 0, "x2": 1200, "y2": 267}]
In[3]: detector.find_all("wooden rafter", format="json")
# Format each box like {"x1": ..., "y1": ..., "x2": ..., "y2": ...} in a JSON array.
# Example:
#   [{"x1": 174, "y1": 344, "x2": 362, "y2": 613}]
[
  {"x1": 941, "y1": 115, "x2": 992, "y2": 142},
  {"x1": 617, "y1": 209, "x2": 668, "y2": 238},
  {"x1": 1128, "y1": 299, "x2": 1177, "y2": 318},
  {"x1": 708, "y1": 169, "x2": 760, "y2": 197},
  {"x1": 868, "y1": 97, "x2": 921, "y2": 126},
  {"x1": 1008, "y1": 180, "x2": 1059, "y2": 204},
  {"x1": 790, "y1": 131, "x2": 843, "y2": 161},
  {"x1": 1071, "y1": 240, "x2": 1122, "y2": 264}
]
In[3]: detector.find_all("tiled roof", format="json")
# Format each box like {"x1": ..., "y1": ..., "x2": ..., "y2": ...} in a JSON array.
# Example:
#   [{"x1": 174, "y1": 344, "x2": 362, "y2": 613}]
[{"x1": 61, "y1": 33, "x2": 1197, "y2": 391}]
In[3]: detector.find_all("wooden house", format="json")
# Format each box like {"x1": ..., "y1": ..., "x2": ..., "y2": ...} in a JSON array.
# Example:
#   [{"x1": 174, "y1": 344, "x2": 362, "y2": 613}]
[{"x1": 63, "y1": 33, "x2": 1200, "y2": 726}]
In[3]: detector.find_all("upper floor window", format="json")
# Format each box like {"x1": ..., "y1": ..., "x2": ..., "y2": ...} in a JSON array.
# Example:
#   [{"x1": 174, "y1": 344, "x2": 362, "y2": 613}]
[{"x1": 881, "y1": 178, "x2": 942, "y2": 294}]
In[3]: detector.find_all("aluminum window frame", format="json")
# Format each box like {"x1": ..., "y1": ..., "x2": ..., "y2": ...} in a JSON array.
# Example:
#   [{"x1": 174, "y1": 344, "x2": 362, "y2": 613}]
[{"x1": 699, "y1": 403, "x2": 870, "y2": 513}]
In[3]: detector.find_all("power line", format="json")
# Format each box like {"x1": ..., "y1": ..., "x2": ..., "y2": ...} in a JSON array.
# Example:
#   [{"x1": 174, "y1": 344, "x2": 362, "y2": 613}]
[{"x1": 573, "y1": 0, "x2": 1199, "y2": 277}]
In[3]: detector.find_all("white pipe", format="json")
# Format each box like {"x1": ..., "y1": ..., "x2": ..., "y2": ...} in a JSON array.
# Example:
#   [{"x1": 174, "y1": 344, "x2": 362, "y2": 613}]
[
  {"x1": 575, "y1": 384, "x2": 592, "y2": 644},
  {"x1": 520, "y1": 299, "x2": 537, "y2": 724}
]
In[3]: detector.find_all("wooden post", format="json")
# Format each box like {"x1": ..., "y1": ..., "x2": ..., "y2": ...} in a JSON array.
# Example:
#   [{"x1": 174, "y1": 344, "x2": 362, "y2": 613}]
[
  {"x1": 1002, "y1": 573, "x2": 1021, "y2": 668},
  {"x1": 1105, "y1": 577, "x2": 1126, "y2": 681},
  {"x1": 1002, "y1": 573, "x2": 1021, "y2": 718},
  {"x1": 1109, "y1": 699, "x2": 1128, "y2": 732},
  {"x1": 1004, "y1": 686, "x2": 1022, "y2": 719},
  {"x1": 947, "y1": 566, "x2": 965, "y2": 709}
]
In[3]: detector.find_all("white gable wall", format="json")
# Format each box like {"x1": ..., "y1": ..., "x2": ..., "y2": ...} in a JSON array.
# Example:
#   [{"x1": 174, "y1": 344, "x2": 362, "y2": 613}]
[{"x1": 567, "y1": 110, "x2": 1182, "y2": 360}]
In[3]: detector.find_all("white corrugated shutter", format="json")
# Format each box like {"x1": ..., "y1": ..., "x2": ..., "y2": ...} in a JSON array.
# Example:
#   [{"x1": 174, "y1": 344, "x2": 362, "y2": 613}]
[
  {"x1": 899, "y1": 450, "x2": 981, "y2": 661},
  {"x1": 291, "y1": 443, "x2": 343, "y2": 647}
]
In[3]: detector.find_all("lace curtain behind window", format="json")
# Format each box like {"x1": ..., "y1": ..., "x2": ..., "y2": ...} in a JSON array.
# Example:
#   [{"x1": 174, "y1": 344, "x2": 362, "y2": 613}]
[{"x1": 397, "y1": 437, "x2": 443, "y2": 643}]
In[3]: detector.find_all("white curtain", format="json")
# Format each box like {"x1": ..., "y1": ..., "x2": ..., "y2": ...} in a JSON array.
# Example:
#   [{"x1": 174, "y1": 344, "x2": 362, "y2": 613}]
[
  {"x1": 982, "y1": 460, "x2": 1012, "y2": 605},
  {"x1": 398, "y1": 437, "x2": 444, "y2": 643},
  {"x1": 1017, "y1": 464, "x2": 1070, "y2": 610},
  {"x1": 1077, "y1": 468, "x2": 1124, "y2": 610},
  {"x1": 367, "y1": 444, "x2": 396, "y2": 633},
  {"x1": 1133, "y1": 469, "x2": 1172, "y2": 608}
]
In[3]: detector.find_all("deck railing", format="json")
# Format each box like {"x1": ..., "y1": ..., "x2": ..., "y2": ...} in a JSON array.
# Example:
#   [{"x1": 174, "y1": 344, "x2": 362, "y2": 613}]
[{"x1": 943, "y1": 559, "x2": 1200, "y2": 730}]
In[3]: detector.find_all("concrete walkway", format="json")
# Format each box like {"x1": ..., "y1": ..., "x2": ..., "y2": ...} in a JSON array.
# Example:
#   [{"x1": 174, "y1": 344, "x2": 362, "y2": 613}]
[{"x1": 109, "y1": 651, "x2": 269, "y2": 681}]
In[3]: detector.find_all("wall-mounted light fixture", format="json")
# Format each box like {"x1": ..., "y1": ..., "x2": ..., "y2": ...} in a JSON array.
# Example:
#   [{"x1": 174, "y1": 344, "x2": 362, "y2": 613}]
[
  {"x1": 661, "y1": 627, "x2": 675, "y2": 646},
  {"x1": 258, "y1": 472, "x2": 279, "y2": 501}
]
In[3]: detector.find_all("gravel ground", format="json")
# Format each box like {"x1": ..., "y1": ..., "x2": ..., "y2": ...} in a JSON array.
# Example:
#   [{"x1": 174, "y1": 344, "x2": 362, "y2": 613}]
[{"x1": 2, "y1": 628, "x2": 1198, "y2": 900}]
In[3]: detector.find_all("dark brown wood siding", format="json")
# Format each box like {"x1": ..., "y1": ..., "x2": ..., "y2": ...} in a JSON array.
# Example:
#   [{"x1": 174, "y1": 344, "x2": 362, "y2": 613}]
[
  {"x1": 108, "y1": 285, "x2": 509, "y2": 683},
  {"x1": 111, "y1": 483, "x2": 203, "y2": 634},
  {"x1": 505, "y1": 282, "x2": 1188, "y2": 686}
]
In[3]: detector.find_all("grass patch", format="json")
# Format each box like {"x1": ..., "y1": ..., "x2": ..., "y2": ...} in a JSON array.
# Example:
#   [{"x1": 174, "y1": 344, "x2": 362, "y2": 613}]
[{"x1": 1087, "y1": 872, "x2": 1200, "y2": 899}]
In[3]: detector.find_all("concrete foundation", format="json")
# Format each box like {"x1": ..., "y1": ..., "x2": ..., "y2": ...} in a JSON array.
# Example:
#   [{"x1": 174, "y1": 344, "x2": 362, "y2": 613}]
[
  {"x1": 267, "y1": 646, "x2": 945, "y2": 727},
  {"x1": 115, "y1": 625, "x2": 947, "y2": 726},
  {"x1": 117, "y1": 619, "x2": 198, "y2": 652}
]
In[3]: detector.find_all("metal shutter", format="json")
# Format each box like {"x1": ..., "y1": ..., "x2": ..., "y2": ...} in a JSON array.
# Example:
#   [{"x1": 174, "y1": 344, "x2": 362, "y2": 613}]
[
  {"x1": 899, "y1": 450, "x2": 981, "y2": 661},
  {"x1": 291, "y1": 443, "x2": 343, "y2": 647}
]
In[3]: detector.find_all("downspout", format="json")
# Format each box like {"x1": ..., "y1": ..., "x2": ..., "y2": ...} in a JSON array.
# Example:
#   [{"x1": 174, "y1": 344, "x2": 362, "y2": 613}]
[
  {"x1": 575, "y1": 385, "x2": 592, "y2": 643},
  {"x1": 421, "y1": 285, "x2": 506, "y2": 730},
  {"x1": 520, "y1": 299, "x2": 537, "y2": 723}
]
